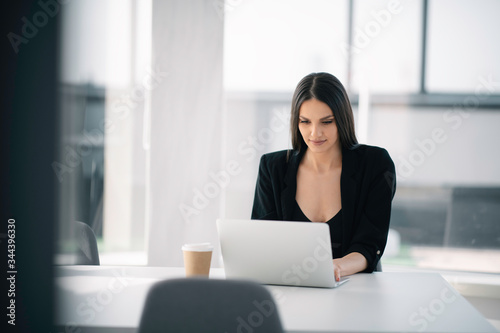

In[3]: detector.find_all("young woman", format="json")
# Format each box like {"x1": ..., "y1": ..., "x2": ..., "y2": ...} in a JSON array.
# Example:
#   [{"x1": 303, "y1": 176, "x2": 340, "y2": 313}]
[{"x1": 251, "y1": 72, "x2": 396, "y2": 281}]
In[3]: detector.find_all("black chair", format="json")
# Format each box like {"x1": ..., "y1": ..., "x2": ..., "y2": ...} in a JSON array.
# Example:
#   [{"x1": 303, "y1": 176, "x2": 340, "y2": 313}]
[
  {"x1": 74, "y1": 221, "x2": 100, "y2": 265},
  {"x1": 138, "y1": 278, "x2": 284, "y2": 333}
]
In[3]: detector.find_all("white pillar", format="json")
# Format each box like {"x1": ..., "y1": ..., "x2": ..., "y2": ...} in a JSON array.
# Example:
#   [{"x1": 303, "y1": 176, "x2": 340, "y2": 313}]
[{"x1": 148, "y1": 0, "x2": 224, "y2": 266}]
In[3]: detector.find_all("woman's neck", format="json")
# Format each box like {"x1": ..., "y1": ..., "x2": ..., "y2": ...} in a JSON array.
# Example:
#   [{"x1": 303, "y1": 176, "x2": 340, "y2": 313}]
[{"x1": 303, "y1": 146, "x2": 342, "y2": 173}]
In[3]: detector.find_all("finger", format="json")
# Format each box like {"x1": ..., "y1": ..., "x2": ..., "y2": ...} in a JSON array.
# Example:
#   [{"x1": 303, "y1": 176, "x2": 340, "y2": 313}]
[{"x1": 332, "y1": 260, "x2": 341, "y2": 281}]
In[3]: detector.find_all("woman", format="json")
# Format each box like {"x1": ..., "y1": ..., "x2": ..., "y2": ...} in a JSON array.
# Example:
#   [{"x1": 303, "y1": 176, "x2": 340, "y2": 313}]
[{"x1": 251, "y1": 72, "x2": 396, "y2": 281}]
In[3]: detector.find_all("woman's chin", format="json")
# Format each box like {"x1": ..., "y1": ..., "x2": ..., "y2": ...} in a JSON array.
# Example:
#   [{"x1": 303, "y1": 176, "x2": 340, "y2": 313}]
[
  {"x1": 306, "y1": 145, "x2": 328, "y2": 153},
  {"x1": 305, "y1": 142, "x2": 339, "y2": 154}
]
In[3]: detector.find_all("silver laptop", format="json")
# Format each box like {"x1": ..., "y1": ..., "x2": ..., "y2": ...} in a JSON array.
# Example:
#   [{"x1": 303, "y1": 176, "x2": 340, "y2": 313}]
[{"x1": 216, "y1": 218, "x2": 349, "y2": 288}]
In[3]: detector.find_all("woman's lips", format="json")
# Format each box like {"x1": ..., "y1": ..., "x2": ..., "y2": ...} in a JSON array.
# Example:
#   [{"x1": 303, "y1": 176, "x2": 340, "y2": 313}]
[{"x1": 310, "y1": 139, "x2": 326, "y2": 146}]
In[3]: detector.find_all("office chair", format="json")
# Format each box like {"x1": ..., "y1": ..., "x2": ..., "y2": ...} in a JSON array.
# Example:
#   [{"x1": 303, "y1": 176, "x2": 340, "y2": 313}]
[
  {"x1": 138, "y1": 278, "x2": 284, "y2": 333},
  {"x1": 74, "y1": 221, "x2": 100, "y2": 265}
]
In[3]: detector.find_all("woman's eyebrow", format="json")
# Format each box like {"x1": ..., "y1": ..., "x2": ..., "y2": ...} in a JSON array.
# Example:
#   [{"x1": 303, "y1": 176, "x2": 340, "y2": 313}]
[{"x1": 299, "y1": 115, "x2": 334, "y2": 120}]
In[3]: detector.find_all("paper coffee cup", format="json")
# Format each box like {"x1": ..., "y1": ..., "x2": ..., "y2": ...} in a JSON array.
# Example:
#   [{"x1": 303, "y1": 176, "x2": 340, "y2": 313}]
[{"x1": 182, "y1": 243, "x2": 213, "y2": 277}]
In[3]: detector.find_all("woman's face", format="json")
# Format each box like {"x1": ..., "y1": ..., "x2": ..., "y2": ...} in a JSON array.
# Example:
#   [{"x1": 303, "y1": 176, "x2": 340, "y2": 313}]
[{"x1": 298, "y1": 98, "x2": 340, "y2": 154}]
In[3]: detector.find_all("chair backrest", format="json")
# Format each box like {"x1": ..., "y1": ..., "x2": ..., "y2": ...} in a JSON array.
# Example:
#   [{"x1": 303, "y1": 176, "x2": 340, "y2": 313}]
[
  {"x1": 74, "y1": 221, "x2": 100, "y2": 265},
  {"x1": 138, "y1": 278, "x2": 284, "y2": 333}
]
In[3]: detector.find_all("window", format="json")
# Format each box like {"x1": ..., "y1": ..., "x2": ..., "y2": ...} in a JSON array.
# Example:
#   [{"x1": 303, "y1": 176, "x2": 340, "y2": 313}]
[
  {"x1": 222, "y1": 0, "x2": 500, "y2": 274},
  {"x1": 56, "y1": 0, "x2": 151, "y2": 265},
  {"x1": 56, "y1": 0, "x2": 500, "y2": 273},
  {"x1": 427, "y1": 0, "x2": 500, "y2": 93},
  {"x1": 224, "y1": 0, "x2": 349, "y2": 92},
  {"x1": 350, "y1": 0, "x2": 422, "y2": 93}
]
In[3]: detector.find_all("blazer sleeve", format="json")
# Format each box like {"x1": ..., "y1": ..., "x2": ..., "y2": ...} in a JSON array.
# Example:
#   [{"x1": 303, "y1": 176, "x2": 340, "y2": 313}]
[
  {"x1": 251, "y1": 154, "x2": 279, "y2": 220},
  {"x1": 346, "y1": 148, "x2": 396, "y2": 272}
]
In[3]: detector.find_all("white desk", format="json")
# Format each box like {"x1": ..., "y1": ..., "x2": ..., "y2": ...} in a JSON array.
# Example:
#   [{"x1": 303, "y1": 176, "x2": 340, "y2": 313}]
[{"x1": 54, "y1": 266, "x2": 497, "y2": 333}]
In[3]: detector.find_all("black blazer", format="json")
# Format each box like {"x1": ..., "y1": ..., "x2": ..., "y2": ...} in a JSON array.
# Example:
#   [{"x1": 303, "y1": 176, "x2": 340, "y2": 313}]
[{"x1": 251, "y1": 144, "x2": 396, "y2": 272}]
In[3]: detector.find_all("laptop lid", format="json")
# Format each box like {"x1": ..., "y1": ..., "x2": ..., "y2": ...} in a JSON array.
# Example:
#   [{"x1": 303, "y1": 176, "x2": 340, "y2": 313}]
[{"x1": 217, "y1": 218, "x2": 345, "y2": 288}]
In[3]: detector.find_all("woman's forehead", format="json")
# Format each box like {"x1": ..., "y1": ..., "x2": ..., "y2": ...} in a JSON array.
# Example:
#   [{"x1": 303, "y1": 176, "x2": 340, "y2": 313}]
[{"x1": 299, "y1": 99, "x2": 333, "y2": 118}]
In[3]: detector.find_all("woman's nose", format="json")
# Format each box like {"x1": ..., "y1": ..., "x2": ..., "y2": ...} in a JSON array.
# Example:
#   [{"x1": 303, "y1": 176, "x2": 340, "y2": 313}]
[{"x1": 311, "y1": 123, "x2": 321, "y2": 137}]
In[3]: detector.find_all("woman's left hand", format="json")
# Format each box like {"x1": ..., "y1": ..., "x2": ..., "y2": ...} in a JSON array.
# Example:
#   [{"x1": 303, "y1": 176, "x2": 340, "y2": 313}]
[
  {"x1": 333, "y1": 260, "x2": 342, "y2": 282},
  {"x1": 333, "y1": 252, "x2": 368, "y2": 280}
]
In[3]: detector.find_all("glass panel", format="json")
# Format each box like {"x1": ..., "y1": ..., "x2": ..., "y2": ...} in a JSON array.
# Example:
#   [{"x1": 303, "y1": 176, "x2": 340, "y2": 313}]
[
  {"x1": 427, "y1": 0, "x2": 500, "y2": 92},
  {"x1": 223, "y1": 0, "x2": 500, "y2": 274},
  {"x1": 57, "y1": 0, "x2": 500, "y2": 273},
  {"x1": 57, "y1": 0, "x2": 150, "y2": 265},
  {"x1": 364, "y1": 104, "x2": 500, "y2": 273},
  {"x1": 350, "y1": 0, "x2": 422, "y2": 93},
  {"x1": 224, "y1": 0, "x2": 349, "y2": 92}
]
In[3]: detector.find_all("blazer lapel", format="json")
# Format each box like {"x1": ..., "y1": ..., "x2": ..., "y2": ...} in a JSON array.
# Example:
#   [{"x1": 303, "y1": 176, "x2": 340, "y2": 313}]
[{"x1": 281, "y1": 150, "x2": 304, "y2": 220}]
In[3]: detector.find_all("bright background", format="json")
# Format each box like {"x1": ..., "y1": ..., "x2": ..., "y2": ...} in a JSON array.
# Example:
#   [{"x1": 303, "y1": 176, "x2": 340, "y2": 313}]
[{"x1": 56, "y1": 0, "x2": 500, "y2": 276}]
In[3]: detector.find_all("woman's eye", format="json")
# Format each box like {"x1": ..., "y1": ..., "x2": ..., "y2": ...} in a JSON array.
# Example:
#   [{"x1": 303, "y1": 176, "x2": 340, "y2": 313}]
[
  {"x1": 299, "y1": 120, "x2": 309, "y2": 124},
  {"x1": 322, "y1": 121, "x2": 333, "y2": 124}
]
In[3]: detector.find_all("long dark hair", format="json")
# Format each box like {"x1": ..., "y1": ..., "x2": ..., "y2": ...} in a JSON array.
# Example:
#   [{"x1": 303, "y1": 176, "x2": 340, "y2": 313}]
[{"x1": 290, "y1": 72, "x2": 358, "y2": 153}]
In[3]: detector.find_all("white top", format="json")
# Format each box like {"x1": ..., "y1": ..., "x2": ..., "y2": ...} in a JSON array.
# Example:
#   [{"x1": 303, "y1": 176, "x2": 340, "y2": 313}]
[{"x1": 54, "y1": 266, "x2": 496, "y2": 333}]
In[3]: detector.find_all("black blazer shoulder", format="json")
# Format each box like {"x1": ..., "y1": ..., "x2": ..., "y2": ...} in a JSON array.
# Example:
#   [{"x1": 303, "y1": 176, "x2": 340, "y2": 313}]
[
  {"x1": 256, "y1": 145, "x2": 393, "y2": 173},
  {"x1": 250, "y1": 149, "x2": 299, "y2": 221},
  {"x1": 251, "y1": 145, "x2": 396, "y2": 272}
]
